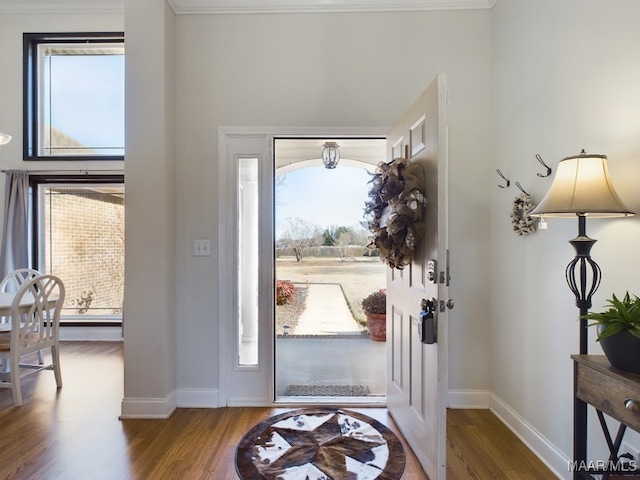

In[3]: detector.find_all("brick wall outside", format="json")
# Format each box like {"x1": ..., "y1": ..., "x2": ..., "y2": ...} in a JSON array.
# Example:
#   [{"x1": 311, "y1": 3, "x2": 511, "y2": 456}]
[{"x1": 44, "y1": 189, "x2": 124, "y2": 318}]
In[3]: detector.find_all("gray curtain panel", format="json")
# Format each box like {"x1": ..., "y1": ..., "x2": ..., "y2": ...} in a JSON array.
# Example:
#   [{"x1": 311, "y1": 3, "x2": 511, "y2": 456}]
[{"x1": 0, "y1": 170, "x2": 30, "y2": 279}]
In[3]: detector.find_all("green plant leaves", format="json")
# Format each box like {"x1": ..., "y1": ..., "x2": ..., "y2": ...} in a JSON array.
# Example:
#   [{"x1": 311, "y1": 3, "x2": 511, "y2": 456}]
[{"x1": 583, "y1": 292, "x2": 640, "y2": 341}]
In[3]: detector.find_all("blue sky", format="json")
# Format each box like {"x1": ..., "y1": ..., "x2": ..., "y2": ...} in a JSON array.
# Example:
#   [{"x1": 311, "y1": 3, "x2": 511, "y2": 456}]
[
  {"x1": 47, "y1": 54, "x2": 125, "y2": 151},
  {"x1": 276, "y1": 165, "x2": 373, "y2": 239}
]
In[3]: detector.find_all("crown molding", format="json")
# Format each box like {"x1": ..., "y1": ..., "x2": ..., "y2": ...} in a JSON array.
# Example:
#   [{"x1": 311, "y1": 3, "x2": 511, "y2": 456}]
[
  {"x1": 0, "y1": 0, "x2": 123, "y2": 14},
  {"x1": 0, "y1": 0, "x2": 496, "y2": 15},
  {"x1": 168, "y1": 0, "x2": 497, "y2": 15}
]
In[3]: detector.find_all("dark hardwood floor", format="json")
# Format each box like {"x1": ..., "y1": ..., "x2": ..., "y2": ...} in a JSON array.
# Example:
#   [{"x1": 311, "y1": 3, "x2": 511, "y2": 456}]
[{"x1": 0, "y1": 342, "x2": 556, "y2": 479}]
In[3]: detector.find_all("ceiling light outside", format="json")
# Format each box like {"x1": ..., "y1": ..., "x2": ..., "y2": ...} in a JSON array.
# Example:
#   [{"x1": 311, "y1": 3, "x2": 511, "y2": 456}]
[{"x1": 322, "y1": 142, "x2": 340, "y2": 169}]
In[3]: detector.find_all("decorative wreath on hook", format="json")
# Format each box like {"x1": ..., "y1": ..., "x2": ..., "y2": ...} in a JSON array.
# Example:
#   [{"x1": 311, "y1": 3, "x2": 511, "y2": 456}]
[
  {"x1": 364, "y1": 158, "x2": 426, "y2": 269},
  {"x1": 511, "y1": 194, "x2": 536, "y2": 235}
]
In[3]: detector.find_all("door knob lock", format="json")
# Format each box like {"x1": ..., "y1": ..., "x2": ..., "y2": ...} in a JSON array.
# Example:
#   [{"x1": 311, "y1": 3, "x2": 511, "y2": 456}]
[
  {"x1": 420, "y1": 298, "x2": 436, "y2": 312},
  {"x1": 445, "y1": 298, "x2": 455, "y2": 310}
]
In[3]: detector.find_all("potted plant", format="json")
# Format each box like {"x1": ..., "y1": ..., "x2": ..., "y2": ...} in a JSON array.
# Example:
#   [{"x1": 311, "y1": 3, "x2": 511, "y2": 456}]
[
  {"x1": 584, "y1": 292, "x2": 640, "y2": 374},
  {"x1": 362, "y1": 289, "x2": 387, "y2": 341}
]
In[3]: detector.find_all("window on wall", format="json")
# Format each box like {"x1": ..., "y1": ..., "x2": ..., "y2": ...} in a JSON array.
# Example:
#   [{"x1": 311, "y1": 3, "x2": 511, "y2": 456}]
[
  {"x1": 23, "y1": 32, "x2": 125, "y2": 161},
  {"x1": 30, "y1": 175, "x2": 125, "y2": 325}
]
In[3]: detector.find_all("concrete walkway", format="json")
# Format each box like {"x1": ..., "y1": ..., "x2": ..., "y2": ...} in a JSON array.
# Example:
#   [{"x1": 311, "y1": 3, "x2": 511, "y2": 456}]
[
  {"x1": 292, "y1": 284, "x2": 362, "y2": 335},
  {"x1": 277, "y1": 282, "x2": 385, "y2": 397}
]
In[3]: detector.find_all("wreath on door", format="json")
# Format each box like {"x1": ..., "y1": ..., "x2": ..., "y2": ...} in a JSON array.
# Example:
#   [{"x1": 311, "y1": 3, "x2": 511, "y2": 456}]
[{"x1": 364, "y1": 158, "x2": 426, "y2": 269}]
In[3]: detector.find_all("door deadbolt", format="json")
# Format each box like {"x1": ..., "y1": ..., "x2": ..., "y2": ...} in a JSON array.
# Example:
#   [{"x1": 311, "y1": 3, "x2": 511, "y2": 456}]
[
  {"x1": 420, "y1": 298, "x2": 436, "y2": 312},
  {"x1": 427, "y1": 260, "x2": 437, "y2": 283}
]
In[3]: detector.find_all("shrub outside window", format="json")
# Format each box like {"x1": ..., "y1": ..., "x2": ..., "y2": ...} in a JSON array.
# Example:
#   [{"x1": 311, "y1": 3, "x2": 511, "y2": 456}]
[{"x1": 23, "y1": 32, "x2": 125, "y2": 161}]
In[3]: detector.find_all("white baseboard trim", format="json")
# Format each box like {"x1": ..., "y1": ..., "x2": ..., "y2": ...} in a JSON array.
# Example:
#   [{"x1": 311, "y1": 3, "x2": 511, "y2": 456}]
[
  {"x1": 120, "y1": 391, "x2": 177, "y2": 419},
  {"x1": 489, "y1": 393, "x2": 569, "y2": 480},
  {"x1": 448, "y1": 389, "x2": 491, "y2": 409},
  {"x1": 60, "y1": 326, "x2": 123, "y2": 341},
  {"x1": 177, "y1": 388, "x2": 220, "y2": 408}
]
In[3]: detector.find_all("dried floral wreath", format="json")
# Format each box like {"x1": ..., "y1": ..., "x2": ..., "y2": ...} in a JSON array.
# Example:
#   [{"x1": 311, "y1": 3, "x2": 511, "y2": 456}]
[
  {"x1": 364, "y1": 158, "x2": 426, "y2": 269},
  {"x1": 511, "y1": 194, "x2": 536, "y2": 235}
]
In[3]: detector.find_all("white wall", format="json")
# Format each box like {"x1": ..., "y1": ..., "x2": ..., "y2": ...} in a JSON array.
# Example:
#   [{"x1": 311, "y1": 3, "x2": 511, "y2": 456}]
[
  {"x1": 491, "y1": 0, "x2": 640, "y2": 475},
  {"x1": 121, "y1": 0, "x2": 177, "y2": 417},
  {"x1": 172, "y1": 9, "x2": 493, "y2": 401}
]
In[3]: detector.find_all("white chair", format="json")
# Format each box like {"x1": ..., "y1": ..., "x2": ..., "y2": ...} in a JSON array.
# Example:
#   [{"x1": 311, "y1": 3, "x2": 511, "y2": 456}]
[
  {"x1": 0, "y1": 274, "x2": 65, "y2": 406},
  {"x1": 0, "y1": 268, "x2": 42, "y2": 294},
  {"x1": 0, "y1": 269, "x2": 44, "y2": 364}
]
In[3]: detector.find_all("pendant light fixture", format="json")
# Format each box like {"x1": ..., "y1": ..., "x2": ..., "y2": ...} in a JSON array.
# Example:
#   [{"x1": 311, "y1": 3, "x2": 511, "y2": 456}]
[
  {"x1": 321, "y1": 142, "x2": 340, "y2": 169},
  {"x1": 0, "y1": 132, "x2": 11, "y2": 147}
]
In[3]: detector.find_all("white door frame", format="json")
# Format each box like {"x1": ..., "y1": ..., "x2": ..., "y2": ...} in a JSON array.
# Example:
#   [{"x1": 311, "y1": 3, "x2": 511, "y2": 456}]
[{"x1": 217, "y1": 126, "x2": 387, "y2": 406}]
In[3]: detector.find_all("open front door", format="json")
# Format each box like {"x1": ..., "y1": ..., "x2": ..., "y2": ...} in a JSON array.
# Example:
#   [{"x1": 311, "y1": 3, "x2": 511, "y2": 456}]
[{"x1": 386, "y1": 74, "x2": 449, "y2": 479}]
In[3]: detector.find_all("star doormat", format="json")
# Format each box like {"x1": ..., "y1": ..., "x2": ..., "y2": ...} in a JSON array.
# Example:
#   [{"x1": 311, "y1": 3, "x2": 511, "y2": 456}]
[{"x1": 235, "y1": 407, "x2": 406, "y2": 480}]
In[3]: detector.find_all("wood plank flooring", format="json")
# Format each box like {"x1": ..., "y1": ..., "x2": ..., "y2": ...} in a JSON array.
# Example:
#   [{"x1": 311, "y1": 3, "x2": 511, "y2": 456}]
[{"x1": 0, "y1": 342, "x2": 557, "y2": 479}]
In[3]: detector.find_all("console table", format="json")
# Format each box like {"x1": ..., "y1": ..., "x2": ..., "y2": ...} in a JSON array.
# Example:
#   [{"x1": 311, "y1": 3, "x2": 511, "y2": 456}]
[{"x1": 572, "y1": 355, "x2": 640, "y2": 479}]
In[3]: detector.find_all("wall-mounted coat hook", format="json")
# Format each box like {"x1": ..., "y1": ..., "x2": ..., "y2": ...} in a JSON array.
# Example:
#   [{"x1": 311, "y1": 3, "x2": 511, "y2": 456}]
[
  {"x1": 496, "y1": 169, "x2": 510, "y2": 188},
  {"x1": 515, "y1": 181, "x2": 530, "y2": 196},
  {"x1": 535, "y1": 154, "x2": 552, "y2": 177}
]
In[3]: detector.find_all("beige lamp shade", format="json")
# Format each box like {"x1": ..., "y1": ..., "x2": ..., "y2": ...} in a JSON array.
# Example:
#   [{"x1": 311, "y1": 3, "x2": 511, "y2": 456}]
[
  {"x1": 530, "y1": 151, "x2": 634, "y2": 218},
  {"x1": 0, "y1": 132, "x2": 11, "y2": 146}
]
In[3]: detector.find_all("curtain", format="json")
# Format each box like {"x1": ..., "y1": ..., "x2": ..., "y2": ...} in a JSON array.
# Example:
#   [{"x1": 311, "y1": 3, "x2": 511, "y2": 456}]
[{"x1": 0, "y1": 170, "x2": 30, "y2": 279}]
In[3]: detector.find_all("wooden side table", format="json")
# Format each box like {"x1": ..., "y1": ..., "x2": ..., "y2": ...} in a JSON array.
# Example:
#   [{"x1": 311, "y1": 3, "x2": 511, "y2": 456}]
[{"x1": 573, "y1": 355, "x2": 640, "y2": 479}]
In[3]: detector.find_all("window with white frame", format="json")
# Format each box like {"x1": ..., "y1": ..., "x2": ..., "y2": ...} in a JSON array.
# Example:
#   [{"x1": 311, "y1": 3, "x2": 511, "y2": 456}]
[{"x1": 23, "y1": 32, "x2": 125, "y2": 160}]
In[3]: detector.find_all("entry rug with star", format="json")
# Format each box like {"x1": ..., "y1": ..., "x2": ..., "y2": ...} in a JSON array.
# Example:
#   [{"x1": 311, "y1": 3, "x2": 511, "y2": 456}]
[{"x1": 235, "y1": 407, "x2": 406, "y2": 480}]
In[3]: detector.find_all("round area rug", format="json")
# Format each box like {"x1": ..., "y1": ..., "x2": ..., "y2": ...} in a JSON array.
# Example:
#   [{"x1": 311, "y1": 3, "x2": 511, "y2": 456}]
[{"x1": 235, "y1": 407, "x2": 406, "y2": 480}]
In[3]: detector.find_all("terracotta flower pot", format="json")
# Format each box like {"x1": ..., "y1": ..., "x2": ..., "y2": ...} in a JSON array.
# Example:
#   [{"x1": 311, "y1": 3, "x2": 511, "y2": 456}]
[{"x1": 366, "y1": 313, "x2": 386, "y2": 341}]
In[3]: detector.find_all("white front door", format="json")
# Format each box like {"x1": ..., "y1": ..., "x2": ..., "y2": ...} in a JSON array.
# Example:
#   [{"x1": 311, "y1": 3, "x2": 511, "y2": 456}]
[{"x1": 386, "y1": 74, "x2": 450, "y2": 479}]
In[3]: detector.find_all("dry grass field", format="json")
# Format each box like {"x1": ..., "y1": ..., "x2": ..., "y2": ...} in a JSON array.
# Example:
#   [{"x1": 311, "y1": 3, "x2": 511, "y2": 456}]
[{"x1": 276, "y1": 255, "x2": 386, "y2": 325}]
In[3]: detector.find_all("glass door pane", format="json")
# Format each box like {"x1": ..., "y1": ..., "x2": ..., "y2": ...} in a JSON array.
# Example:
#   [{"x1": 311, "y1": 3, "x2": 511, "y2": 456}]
[{"x1": 238, "y1": 158, "x2": 259, "y2": 366}]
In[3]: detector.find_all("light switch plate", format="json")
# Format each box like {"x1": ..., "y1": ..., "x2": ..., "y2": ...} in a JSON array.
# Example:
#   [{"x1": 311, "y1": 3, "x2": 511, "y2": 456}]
[{"x1": 194, "y1": 239, "x2": 211, "y2": 256}]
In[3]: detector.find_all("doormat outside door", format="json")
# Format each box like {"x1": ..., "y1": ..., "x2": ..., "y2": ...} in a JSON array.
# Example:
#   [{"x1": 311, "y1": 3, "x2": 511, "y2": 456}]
[
  {"x1": 284, "y1": 384, "x2": 369, "y2": 397},
  {"x1": 235, "y1": 407, "x2": 406, "y2": 480}
]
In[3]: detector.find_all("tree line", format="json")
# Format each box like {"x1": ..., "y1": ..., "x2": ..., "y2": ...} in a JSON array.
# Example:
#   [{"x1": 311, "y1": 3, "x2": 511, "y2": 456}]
[{"x1": 277, "y1": 217, "x2": 371, "y2": 262}]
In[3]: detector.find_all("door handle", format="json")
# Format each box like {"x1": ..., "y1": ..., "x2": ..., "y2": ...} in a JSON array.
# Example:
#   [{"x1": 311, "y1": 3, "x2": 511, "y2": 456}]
[{"x1": 440, "y1": 298, "x2": 455, "y2": 312}]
